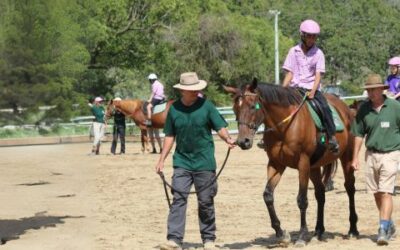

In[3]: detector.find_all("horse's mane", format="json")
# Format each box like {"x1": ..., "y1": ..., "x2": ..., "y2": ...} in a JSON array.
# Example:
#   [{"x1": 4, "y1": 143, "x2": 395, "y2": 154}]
[{"x1": 255, "y1": 82, "x2": 302, "y2": 106}]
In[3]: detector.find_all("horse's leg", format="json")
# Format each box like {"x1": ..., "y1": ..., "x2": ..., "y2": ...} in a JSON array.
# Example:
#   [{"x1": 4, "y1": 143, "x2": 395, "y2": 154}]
[
  {"x1": 141, "y1": 129, "x2": 150, "y2": 153},
  {"x1": 295, "y1": 155, "x2": 310, "y2": 247},
  {"x1": 154, "y1": 129, "x2": 162, "y2": 152},
  {"x1": 340, "y1": 151, "x2": 359, "y2": 238},
  {"x1": 263, "y1": 162, "x2": 290, "y2": 245},
  {"x1": 144, "y1": 129, "x2": 151, "y2": 153},
  {"x1": 148, "y1": 128, "x2": 156, "y2": 153},
  {"x1": 140, "y1": 129, "x2": 145, "y2": 153},
  {"x1": 310, "y1": 168, "x2": 326, "y2": 240}
]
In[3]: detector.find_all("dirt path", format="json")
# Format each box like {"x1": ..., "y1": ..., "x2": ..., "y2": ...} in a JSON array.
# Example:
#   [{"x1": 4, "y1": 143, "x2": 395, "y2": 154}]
[{"x1": 0, "y1": 138, "x2": 399, "y2": 249}]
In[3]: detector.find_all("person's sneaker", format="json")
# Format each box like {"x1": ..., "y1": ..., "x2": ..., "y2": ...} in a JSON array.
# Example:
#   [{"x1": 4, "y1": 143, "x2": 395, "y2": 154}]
[
  {"x1": 144, "y1": 120, "x2": 152, "y2": 127},
  {"x1": 377, "y1": 227, "x2": 389, "y2": 245},
  {"x1": 88, "y1": 149, "x2": 96, "y2": 156},
  {"x1": 257, "y1": 139, "x2": 265, "y2": 149},
  {"x1": 328, "y1": 136, "x2": 339, "y2": 154},
  {"x1": 159, "y1": 240, "x2": 182, "y2": 250},
  {"x1": 204, "y1": 241, "x2": 218, "y2": 250},
  {"x1": 388, "y1": 223, "x2": 396, "y2": 240}
]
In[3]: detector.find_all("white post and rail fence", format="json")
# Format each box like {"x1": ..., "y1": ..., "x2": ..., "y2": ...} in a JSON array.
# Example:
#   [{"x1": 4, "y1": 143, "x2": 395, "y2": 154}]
[{"x1": 0, "y1": 95, "x2": 366, "y2": 147}]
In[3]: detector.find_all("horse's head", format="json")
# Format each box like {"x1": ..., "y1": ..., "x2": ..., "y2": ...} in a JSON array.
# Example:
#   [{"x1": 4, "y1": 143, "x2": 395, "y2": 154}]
[
  {"x1": 224, "y1": 78, "x2": 265, "y2": 150},
  {"x1": 348, "y1": 99, "x2": 366, "y2": 117},
  {"x1": 105, "y1": 100, "x2": 115, "y2": 120}
]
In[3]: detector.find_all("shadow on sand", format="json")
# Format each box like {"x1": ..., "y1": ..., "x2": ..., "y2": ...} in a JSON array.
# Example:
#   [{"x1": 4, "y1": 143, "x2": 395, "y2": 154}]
[
  {"x1": 219, "y1": 230, "x2": 376, "y2": 249},
  {"x1": 0, "y1": 211, "x2": 84, "y2": 245}
]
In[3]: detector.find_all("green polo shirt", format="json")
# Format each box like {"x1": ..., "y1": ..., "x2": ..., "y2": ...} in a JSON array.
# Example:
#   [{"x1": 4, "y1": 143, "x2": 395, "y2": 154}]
[
  {"x1": 351, "y1": 96, "x2": 400, "y2": 152},
  {"x1": 91, "y1": 105, "x2": 105, "y2": 123},
  {"x1": 164, "y1": 98, "x2": 228, "y2": 171}
]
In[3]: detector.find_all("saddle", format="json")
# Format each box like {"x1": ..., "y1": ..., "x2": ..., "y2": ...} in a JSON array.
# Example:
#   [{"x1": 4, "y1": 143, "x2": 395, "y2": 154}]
[
  {"x1": 297, "y1": 88, "x2": 344, "y2": 164},
  {"x1": 307, "y1": 101, "x2": 344, "y2": 132},
  {"x1": 142, "y1": 100, "x2": 167, "y2": 116}
]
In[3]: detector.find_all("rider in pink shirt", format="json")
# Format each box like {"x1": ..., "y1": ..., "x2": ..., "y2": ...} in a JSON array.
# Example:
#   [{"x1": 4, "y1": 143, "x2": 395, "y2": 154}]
[
  {"x1": 146, "y1": 73, "x2": 165, "y2": 126},
  {"x1": 282, "y1": 19, "x2": 339, "y2": 153}
]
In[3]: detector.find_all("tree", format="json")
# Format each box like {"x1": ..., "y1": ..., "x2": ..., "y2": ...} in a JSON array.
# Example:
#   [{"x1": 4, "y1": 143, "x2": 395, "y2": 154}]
[{"x1": 0, "y1": 0, "x2": 88, "y2": 123}]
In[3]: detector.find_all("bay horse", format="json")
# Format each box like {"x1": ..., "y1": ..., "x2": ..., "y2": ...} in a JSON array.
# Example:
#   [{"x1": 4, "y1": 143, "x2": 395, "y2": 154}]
[
  {"x1": 105, "y1": 99, "x2": 173, "y2": 153},
  {"x1": 224, "y1": 79, "x2": 359, "y2": 247}
]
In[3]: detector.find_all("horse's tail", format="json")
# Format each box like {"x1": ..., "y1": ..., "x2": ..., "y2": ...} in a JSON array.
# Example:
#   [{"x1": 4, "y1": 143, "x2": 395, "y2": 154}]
[{"x1": 322, "y1": 160, "x2": 338, "y2": 192}]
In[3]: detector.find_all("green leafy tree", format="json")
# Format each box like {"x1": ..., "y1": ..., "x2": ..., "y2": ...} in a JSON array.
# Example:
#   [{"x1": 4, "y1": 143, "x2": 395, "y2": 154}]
[{"x1": 0, "y1": 0, "x2": 89, "y2": 124}]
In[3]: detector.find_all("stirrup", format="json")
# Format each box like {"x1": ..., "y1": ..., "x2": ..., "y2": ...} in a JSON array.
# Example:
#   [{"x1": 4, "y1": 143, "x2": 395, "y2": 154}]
[
  {"x1": 144, "y1": 120, "x2": 152, "y2": 127},
  {"x1": 328, "y1": 139, "x2": 339, "y2": 153}
]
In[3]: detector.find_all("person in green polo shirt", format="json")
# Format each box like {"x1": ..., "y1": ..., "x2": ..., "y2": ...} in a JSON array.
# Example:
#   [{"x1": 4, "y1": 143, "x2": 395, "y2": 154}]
[
  {"x1": 351, "y1": 74, "x2": 400, "y2": 246},
  {"x1": 90, "y1": 96, "x2": 106, "y2": 155},
  {"x1": 156, "y1": 72, "x2": 236, "y2": 250}
]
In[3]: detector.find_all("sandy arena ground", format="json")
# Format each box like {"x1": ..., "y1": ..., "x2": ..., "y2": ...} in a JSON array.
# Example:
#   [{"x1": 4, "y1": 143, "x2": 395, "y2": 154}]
[{"x1": 0, "y1": 136, "x2": 399, "y2": 250}]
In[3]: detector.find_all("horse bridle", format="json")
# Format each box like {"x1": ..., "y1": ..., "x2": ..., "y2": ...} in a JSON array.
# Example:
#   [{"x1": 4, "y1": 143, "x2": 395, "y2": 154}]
[{"x1": 236, "y1": 91, "x2": 265, "y2": 132}]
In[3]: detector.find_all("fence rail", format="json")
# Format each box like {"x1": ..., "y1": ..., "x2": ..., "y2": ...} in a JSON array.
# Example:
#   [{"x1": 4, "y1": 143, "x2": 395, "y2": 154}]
[{"x1": 1, "y1": 94, "x2": 365, "y2": 133}]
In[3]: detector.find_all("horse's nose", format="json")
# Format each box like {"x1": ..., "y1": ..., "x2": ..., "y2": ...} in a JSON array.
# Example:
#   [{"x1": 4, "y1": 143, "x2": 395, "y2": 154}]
[{"x1": 238, "y1": 138, "x2": 252, "y2": 150}]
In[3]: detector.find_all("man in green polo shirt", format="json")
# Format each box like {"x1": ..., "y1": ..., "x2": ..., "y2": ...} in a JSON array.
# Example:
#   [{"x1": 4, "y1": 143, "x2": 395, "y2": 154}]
[
  {"x1": 351, "y1": 74, "x2": 400, "y2": 246},
  {"x1": 156, "y1": 72, "x2": 236, "y2": 250}
]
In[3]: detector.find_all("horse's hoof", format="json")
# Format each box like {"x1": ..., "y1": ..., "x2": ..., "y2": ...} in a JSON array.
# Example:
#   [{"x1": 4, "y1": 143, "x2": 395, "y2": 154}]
[
  {"x1": 277, "y1": 230, "x2": 291, "y2": 246},
  {"x1": 310, "y1": 234, "x2": 325, "y2": 242},
  {"x1": 347, "y1": 230, "x2": 359, "y2": 239},
  {"x1": 325, "y1": 183, "x2": 334, "y2": 192},
  {"x1": 294, "y1": 239, "x2": 306, "y2": 248}
]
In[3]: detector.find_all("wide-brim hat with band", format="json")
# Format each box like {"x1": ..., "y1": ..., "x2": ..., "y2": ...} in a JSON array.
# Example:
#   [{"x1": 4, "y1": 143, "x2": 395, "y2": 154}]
[
  {"x1": 363, "y1": 74, "x2": 389, "y2": 89},
  {"x1": 173, "y1": 72, "x2": 207, "y2": 91}
]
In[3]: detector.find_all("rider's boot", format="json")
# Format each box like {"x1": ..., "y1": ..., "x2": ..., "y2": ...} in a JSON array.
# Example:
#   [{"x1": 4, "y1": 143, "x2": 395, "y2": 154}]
[
  {"x1": 144, "y1": 119, "x2": 152, "y2": 127},
  {"x1": 328, "y1": 136, "x2": 339, "y2": 154}
]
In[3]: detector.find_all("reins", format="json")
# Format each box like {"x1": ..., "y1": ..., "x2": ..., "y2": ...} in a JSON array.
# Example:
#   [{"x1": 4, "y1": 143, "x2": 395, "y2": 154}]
[
  {"x1": 158, "y1": 147, "x2": 231, "y2": 208},
  {"x1": 237, "y1": 90, "x2": 309, "y2": 133},
  {"x1": 264, "y1": 91, "x2": 309, "y2": 132}
]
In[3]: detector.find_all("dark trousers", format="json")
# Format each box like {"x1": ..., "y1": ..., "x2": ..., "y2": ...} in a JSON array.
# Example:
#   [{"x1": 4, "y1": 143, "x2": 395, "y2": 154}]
[
  {"x1": 167, "y1": 168, "x2": 218, "y2": 245},
  {"x1": 312, "y1": 90, "x2": 336, "y2": 138},
  {"x1": 111, "y1": 125, "x2": 125, "y2": 154}
]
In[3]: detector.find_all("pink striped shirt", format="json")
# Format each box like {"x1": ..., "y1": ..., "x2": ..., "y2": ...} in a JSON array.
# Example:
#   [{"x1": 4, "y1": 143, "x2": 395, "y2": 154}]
[
  {"x1": 282, "y1": 44, "x2": 325, "y2": 90},
  {"x1": 152, "y1": 80, "x2": 165, "y2": 100}
]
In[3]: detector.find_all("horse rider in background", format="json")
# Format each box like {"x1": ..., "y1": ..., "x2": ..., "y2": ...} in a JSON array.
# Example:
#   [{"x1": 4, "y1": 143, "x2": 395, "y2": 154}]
[
  {"x1": 145, "y1": 73, "x2": 165, "y2": 127},
  {"x1": 385, "y1": 56, "x2": 400, "y2": 101}
]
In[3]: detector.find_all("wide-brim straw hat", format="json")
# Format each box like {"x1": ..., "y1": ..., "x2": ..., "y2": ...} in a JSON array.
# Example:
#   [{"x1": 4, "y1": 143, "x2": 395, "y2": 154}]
[
  {"x1": 173, "y1": 72, "x2": 207, "y2": 91},
  {"x1": 363, "y1": 74, "x2": 389, "y2": 89}
]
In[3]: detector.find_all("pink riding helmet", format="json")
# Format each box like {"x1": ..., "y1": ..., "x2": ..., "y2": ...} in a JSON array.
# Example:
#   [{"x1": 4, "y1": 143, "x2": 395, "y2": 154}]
[
  {"x1": 388, "y1": 56, "x2": 400, "y2": 66},
  {"x1": 299, "y1": 19, "x2": 320, "y2": 35}
]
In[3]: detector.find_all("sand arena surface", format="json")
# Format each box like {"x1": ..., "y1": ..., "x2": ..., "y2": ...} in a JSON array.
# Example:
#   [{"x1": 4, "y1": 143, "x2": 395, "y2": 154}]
[{"x1": 0, "y1": 138, "x2": 399, "y2": 250}]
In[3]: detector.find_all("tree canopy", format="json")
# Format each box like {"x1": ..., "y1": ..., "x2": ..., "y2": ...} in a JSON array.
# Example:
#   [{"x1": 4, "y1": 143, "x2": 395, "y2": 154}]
[{"x1": 1, "y1": 0, "x2": 399, "y2": 125}]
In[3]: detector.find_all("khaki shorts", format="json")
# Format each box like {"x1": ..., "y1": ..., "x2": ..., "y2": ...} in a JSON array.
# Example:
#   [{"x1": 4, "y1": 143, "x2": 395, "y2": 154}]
[{"x1": 365, "y1": 150, "x2": 400, "y2": 194}]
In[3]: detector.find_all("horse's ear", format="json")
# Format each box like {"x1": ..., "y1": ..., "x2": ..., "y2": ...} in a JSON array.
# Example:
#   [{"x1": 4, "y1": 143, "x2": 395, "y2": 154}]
[
  {"x1": 250, "y1": 77, "x2": 258, "y2": 92},
  {"x1": 223, "y1": 85, "x2": 240, "y2": 97}
]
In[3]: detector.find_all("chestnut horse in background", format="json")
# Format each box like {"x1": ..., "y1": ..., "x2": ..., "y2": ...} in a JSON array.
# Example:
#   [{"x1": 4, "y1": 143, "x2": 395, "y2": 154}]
[
  {"x1": 105, "y1": 99, "x2": 173, "y2": 153},
  {"x1": 224, "y1": 79, "x2": 359, "y2": 247}
]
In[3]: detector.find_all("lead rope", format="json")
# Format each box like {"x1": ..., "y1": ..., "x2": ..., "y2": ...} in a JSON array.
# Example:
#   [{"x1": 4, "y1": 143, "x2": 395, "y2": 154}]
[{"x1": 158, "y1": 148, "x2": 231, "y2": 208}]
